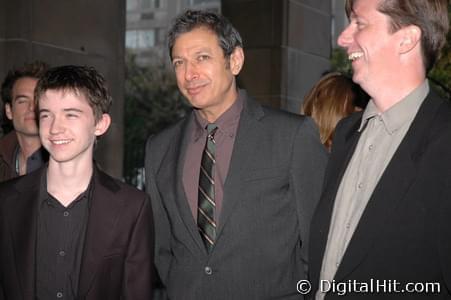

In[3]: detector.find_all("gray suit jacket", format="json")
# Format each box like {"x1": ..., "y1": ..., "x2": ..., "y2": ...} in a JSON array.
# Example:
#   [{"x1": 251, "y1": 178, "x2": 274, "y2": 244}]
[{"x1": 145, "y1": 91, "x2": 327, "y2": 300}]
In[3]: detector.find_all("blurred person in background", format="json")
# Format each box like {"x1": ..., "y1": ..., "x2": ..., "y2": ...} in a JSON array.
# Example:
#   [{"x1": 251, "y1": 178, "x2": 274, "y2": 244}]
[
  {"x1": 0, "y1": 61, "x2": 49, "y2": 182},
  {"x1": 302, "y1": 72, "x2": 369, "y2": 150}
]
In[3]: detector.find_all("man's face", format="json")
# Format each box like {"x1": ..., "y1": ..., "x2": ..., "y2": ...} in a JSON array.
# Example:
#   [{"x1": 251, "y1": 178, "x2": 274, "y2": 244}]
[
  {"x1": 171, "y1": 27, "x2": 243, "y2": 121},
  {"x1": 38, "y1": 89, "x2": 110, "y2": 165},
  {"x1": 5, "y1": 77, "x2": 39, "y2": 137},
  {"x1": 337, "y1": 0, "x2": 402, "y2": 93}
]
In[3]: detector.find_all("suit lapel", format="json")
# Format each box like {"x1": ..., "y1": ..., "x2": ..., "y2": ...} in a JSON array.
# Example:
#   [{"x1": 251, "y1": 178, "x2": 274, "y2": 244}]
[
  {"x1": 215, "y1": 96, "x2": 264, "y2": 241},
  {"x1": 334, "y1": 92, "x2": 441, "y2": 280},
  {"x1": 9, "y1": 169, "x2": 42, "y2": 299},
  {"x1": 78, "y1": 168, "x2": 124, "y2": 295},
  {"x1": 158, "y1": 114, "x2": 207, "y2": 254}
]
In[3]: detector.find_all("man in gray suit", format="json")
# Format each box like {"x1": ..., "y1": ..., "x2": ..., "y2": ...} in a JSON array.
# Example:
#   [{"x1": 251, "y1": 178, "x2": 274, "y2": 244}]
[{"x1": 145, "y1": 10, "x2": 327, "y2": 299}]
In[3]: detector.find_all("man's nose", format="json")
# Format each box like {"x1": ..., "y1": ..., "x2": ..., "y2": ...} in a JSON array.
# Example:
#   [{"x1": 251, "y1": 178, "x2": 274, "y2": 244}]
[
  {"x1": 185, "y1": 61, "x2": 199, "y2": 81},
  {"x1": 337, "y1": 24, "x2": 354, "y2": 49}
]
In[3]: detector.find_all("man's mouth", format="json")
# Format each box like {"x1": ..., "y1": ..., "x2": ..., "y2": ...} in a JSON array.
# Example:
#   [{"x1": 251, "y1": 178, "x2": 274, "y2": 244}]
[
  {"x1": 51, "y1": 139, "x2": 72, "y2": 145},
  {"x1": 348, "y1": 52, "x2": 364, "y2": 61}
]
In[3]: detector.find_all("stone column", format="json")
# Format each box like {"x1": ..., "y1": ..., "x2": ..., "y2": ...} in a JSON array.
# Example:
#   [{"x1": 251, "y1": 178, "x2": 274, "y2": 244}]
[
  {"x1": 222, "y1": 0, "x2": 331, "y2": 113},
  {"x1": 0, "y1": 0, "x2": 125, "y2": 178}
]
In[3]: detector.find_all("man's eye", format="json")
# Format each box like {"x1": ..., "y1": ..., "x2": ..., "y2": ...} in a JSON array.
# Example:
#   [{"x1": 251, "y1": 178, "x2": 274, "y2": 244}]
[
  {"x1": 173, "y1": 60, "x2": 183, "y2": 68},
  {"x1": 355, "y1": 20, "x2": 365, "y2": 29},
  {"x1": 39, "y1": 114, "x2": 48, "y2": 119},
  {"x1": 198, "y1": 55, "x2": 210, "y2": 62}
]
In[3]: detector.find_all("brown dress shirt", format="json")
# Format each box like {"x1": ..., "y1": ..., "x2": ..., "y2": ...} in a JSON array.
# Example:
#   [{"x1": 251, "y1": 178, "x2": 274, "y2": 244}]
[{"x1": 182, "y1": 90, "x2": 244, "y2": 224}]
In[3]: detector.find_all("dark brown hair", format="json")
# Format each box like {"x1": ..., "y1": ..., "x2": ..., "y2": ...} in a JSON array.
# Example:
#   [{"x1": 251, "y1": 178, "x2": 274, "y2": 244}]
[
  {"x1": 34, "y1": 65, "x2": 112, "y2": 123},
  {"x1": 1, "y1": 61, "x2": 48, "y2": 106}
]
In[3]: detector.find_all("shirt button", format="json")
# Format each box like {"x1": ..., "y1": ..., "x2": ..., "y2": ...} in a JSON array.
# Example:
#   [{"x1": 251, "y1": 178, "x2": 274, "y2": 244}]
[
  {"x1": 59, "y1": 250, "x2": 66, "y2": 257},
  {"x1": 346, "y1": 223, "x2": 350, "y2": 229},
  {"x1": 63, "y1": 211, "x2": 69, "y2": 217},
  {"x1": 358, "y1": 182, "x2": 363, "y2": 189},
  {"x1": 56, "y1": 292, "x2": 63, "y2": 298},
  {"x1": 369, "y1": 144, "x2": 374, "y2": 150},
  {"x1": 204, "y1": 266, "x2": 212, "y2": 275}
]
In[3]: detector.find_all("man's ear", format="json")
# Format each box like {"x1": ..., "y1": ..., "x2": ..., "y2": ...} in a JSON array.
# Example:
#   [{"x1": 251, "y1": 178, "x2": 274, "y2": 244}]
[
  {"x1": 5, "y1": 103, "x2": 13, "y2": 120},
  {"x1": 399, "y1": 25, "x2": 421, "y2": 54},
  {"x1": 229, "y1": 47, "x2": 245, "y2": 76},
  {"x1": 94, "y1": 113, "x2": 111, "y2": 137}
]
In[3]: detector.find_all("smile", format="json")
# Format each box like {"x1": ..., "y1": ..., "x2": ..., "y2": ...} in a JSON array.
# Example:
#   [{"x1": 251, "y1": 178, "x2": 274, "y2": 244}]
[
  {"x1": 348, "y1": 52, "x2": 364, "y2": 61},
  {"x1": 51, "y1": 139, "x2": 71, "y2": 145},
  {"x1": 186, "y1": 85, "x2": 205, "y2": 95}
]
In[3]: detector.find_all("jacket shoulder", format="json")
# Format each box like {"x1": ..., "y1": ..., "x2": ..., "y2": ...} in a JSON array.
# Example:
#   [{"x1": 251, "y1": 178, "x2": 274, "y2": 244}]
[
  {"x1": 96, "y1": 168, "x2": 147, "y2": 200},
  {"x1": 145, "y1": 114, "x2": 189, "y2": 152}
]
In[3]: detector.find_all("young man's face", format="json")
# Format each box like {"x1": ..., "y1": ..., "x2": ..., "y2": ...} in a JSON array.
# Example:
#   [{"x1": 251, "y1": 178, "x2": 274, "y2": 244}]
[
  {"x1": 38, "y1": 89, "x2": 110, "y2": 165},
  {"x1": 337, "y1": 0, "x2": 402, "y2": 93},
  {"x1": 171, "y1": 26, "x2": 244, "y2": 121},
  {"x1": 5, "y1": 77, "x2": 39, "y2": 137}
]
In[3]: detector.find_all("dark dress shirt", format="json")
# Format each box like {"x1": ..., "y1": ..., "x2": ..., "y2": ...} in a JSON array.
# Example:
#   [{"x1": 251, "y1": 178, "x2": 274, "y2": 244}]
[
  {"x1": 0, "y1": 130, "x2": 48, "y2": 182},
  {"x1": 36, "y1": 169, "x2": 93, "y2": 300},
  {"x1": 182, "y1": 90, "x2": 244, "y2": 223}
]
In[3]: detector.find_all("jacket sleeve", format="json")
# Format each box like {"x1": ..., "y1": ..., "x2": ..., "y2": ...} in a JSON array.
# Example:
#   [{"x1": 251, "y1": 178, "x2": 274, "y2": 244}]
[
  {"x1": 290, "y1": 117, "x2": 328, "y2": 275},
  {"x1": 145, "y1": 136, "x2": 173, "y2": 300},
  {"x1": 123, "y1": 194, "x2": 155, "y2": 299}
]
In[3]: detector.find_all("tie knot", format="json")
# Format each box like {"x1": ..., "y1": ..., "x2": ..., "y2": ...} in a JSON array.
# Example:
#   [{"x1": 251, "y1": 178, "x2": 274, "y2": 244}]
[{"x1": 206, "y1": 123, "x2": 218, "y2": 136}]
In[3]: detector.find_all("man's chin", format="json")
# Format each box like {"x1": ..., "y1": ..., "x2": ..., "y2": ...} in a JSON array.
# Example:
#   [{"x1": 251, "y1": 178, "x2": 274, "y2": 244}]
[{"x1": 15, "y1": 130, "x2": 40, "y2": 137}]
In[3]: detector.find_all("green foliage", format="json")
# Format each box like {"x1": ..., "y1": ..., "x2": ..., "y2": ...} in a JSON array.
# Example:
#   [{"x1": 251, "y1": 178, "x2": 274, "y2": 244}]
[
  {"x1": 428, "y1": 4, "x2": 451, "y2": 97},
  {"x1": 330, "y1": 48, "x2": 352, "y2": 76},
  {"x1": 124, "y1": 52, "x2": 190, "y2": 186}
]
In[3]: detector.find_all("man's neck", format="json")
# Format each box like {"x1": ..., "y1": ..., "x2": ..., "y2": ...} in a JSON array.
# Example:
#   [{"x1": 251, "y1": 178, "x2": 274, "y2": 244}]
[
  {"x1": 46, "y1": 159, "x2": 94, "y2": 207},
  {"x1": 16, "y1": 133, "x2": 41, "y2": 159},
  {"x1": 371, "y1": 78, "x2": 426, "y2": 113}
]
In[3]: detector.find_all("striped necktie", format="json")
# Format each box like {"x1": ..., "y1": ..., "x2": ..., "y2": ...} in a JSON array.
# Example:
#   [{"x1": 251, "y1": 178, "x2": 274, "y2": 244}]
[{"x1": 198, "y1": 123, "x2": 218, "y2": 252}]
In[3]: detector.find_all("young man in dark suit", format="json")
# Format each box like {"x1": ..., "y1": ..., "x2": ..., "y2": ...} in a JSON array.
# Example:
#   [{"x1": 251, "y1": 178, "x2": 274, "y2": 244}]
[
  {"x1": 309, "y1": 0, "x2": 451, "y2": 299},
  {"x1": 145, "y1": 10, "x2": 327, "y2": 300},
  {"x1": 0, "y1": 65, "x2": 154, "y2": 299}
]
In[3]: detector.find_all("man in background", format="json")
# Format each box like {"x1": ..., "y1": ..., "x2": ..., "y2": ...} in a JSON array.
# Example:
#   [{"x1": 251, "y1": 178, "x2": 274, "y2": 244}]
[{"x1": 0, "y1": 61, "x2": 48, "y2": 182}]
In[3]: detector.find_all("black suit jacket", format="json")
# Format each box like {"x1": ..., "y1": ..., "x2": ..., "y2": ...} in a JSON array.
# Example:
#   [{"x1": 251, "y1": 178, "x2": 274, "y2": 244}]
[
  {"x1": 309, "y1": 90, "x2": 451, "y2": 299},
  {"x1": 0, "y1": 166, "x2": 154, "y2": 299},
  {"x1": 145, "y1": 91, "x2": 328, "y2": 300}
]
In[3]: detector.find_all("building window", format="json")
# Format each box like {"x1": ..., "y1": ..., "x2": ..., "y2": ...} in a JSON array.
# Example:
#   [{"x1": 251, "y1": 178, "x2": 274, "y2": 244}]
[
  {"x1": 127, "y1": 0, "x2": 139, "y2": 11},
  {"x1": 141, "y1": 0, "x2": 161, "y2": 9},
  {"x1": 192, "y1": 0, "x2": 219, "y2": 4},
  {"x1": 126, "y1": 29, "x2": 156, "y2": 49}
]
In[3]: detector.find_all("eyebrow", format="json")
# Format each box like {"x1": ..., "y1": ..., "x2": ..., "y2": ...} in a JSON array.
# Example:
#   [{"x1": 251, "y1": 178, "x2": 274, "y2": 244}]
[
  {"x1": 63, "y1": 108, "x2": 83, "y2": 113},
  {"x1": 38, "y1": 108, "x2": 84, "y2": 114},
  {"x1": 172, "y1": 48, "x2": 212, "y2": 60},
  {"x1": 13, "y1": 94, "x2": 32, "y2": 101}
]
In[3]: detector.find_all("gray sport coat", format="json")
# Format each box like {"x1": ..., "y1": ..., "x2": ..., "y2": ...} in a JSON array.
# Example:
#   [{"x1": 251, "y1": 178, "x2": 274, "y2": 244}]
[{"x1": 146, "y1": 90, "x2": 327, "y2": 300}]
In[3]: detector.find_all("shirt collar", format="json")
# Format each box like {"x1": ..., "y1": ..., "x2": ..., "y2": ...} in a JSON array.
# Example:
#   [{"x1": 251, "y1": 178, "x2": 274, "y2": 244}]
[
  {"x1": 193, "y1": 89, "x2": 244, "y2": 141},
  {"x1": 39, "y1": 164, "x2": 95, "y2": 208},
  {"x1": 358, "y1": 80, "x2": 429, "y2": 134}
]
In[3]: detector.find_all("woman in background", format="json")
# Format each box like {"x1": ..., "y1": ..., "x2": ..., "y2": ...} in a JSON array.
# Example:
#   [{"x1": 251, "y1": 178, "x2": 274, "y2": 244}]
[{"x1": 302, "y1": 72, "x2": 368, "y2": 150}]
